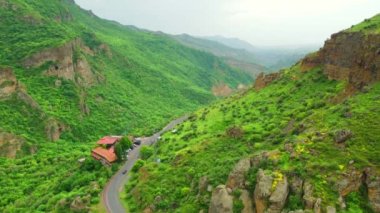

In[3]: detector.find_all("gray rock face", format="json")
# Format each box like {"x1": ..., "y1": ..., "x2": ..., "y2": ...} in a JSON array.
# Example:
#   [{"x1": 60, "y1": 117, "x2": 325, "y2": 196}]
[
  {"x1": 254, "y1": 169, "x2": 274, "y2": 213},
  {"x1": 226, "y1": 158, "x2": 251, "y2": 190},
  {"x1": 268, "y1": 176, "x2": 289, "y2": 213},
  {"x1": 209, "y1": 185, "x2": 233, "y2": 213},
  {"x1": 240, "y1": 190, "x2": 254, "y2": 213}
]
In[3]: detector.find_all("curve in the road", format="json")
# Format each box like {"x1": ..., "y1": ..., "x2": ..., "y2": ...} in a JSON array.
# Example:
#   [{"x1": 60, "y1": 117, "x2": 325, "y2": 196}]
[{"x1": 102, "y1": 116, "x2": 188, "y2": 213}]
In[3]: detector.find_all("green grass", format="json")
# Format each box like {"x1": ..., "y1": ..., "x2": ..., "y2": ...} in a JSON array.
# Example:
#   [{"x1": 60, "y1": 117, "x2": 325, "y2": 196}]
[
  {"x1": 346, "y1": 14, "x2": 380, "y2": 34},
  {"x1": 125, "y1": 63, "x2": 380, "y2": 212},
  {"x1": 0, "y1": 0, "x2": 251, "y2": 212}
]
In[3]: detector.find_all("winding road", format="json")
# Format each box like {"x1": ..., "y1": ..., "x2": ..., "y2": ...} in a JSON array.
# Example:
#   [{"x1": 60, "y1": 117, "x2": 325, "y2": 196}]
[{"x1": 102, "y1": 116, "x2": 188, "y2": 213}]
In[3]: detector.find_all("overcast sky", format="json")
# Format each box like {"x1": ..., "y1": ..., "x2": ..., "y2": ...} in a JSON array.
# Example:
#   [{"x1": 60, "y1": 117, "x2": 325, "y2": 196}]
[{"x1": 74, "y1": 0, "x2": 380, "y2": 47}]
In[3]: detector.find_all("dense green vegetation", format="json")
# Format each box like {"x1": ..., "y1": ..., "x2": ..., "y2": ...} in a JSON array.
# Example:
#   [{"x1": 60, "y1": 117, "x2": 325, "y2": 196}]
[
  {"x1": 125, "y1": 62, "x2": 380, "y2": 212},
  {"x1": 0, "y1": 0, "x2": 251, "y2": 212}
]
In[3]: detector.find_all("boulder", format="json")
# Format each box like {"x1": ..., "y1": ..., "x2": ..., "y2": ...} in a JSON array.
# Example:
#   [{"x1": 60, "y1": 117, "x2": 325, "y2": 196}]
[
  {"x1": 336, "y1": 169, "x2": 363, "y2": 196},
  {"x1": 365, "y1": 168, "x2": 380, "y2": 212},
  {"x1": 303, "y1": 181, "x2": 316, "y2": 209},
  {"x1": 209, "y1": 185, "x2": 233, "y2": 213},
  {"x1": 254, "y1": 169, "x2": 273, "y2": 213},
  {"x1": 226, "y1": 158, "x2": 251, "y2": 189},
  {"x1": 199, "y1": 176, "x2": 209, "y2": 194},
  {"x1": 313, "y1": 198, "x2": 322, "y2": 213},
  {"x1": 268, "y1": 176, "x2": 289, "y2": 213},
  {"x1": 240, "y1": 190, "x2": 254, "y2": 213},
  {"x1": 334, "y1": 130, "x2": 353, "y2": 143},
  {"x1": 326, "y1": 206, "x2": 336, "y2": 213}
]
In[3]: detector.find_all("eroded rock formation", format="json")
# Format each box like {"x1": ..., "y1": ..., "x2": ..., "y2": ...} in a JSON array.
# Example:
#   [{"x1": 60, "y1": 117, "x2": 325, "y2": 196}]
[
  {"x1": 0, "y1": 67, "x2": 17, "y2": 98},
  {"x1": 209, "y1": 185, "x2": 233, "y2": 213},
  {"x1": 23, "y1": 39, "x2": 99, "y2": 87},
  {"x1": 254, "y1": 72, "x2": 280, "y2": 91},
  {"x1": 302, "y1": 31, "x2": 380, "y2": 88}
]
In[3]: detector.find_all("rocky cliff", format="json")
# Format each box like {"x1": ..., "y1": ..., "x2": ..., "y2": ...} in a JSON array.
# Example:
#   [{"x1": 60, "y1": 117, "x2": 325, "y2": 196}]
[
  {"x1": 302, "y1": 31, "x2": 380, "y2": 89},
  {"x1": 23, "y1": 38, "x2": 101, "y2": 88}
]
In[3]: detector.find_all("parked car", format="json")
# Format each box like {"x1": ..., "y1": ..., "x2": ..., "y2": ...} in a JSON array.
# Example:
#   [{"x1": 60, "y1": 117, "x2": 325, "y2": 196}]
[{"x1": 134, "y1": 138, "x2": 142, "y2": 145}]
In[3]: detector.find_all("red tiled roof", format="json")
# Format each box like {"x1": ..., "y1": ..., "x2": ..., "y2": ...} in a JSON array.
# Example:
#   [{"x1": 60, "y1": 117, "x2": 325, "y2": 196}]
[
  {"x1": 96, "y1": 136, "x2": 121, "y2": 145},
  {"x1": 92, "y1": 147, "x2": 117, "y2": 163}
]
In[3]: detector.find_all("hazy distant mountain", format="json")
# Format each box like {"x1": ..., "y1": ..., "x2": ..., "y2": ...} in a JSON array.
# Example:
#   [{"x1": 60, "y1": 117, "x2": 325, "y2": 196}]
[
  {"x1": 172, "y1": 34, "x2": 268, "y2": 77},
  {"x1": 204, "y1": 35, "x2": 320, "y2": 71}
]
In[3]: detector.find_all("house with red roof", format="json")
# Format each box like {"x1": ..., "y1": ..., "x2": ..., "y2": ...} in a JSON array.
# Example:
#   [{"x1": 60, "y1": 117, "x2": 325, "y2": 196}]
[{"x1": 91, "y1": 136, "x2": 122, "y2": 165}]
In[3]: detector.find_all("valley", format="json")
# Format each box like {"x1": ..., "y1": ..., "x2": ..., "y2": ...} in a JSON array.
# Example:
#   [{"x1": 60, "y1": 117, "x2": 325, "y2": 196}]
[{"x1": 0, "y1": 0, "x2": 379, "y2": 213}]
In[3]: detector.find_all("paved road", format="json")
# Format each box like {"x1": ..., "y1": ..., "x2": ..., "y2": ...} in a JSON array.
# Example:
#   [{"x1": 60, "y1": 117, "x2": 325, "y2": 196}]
[{"x1": 102, "y1": 116, "x2": 188, "y2": 213}]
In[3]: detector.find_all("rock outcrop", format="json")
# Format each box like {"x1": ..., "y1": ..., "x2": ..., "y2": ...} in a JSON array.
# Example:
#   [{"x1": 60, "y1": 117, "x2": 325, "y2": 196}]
[
  {"x1": 254, "y1": 169, "x2": 274, "y2": 213},
  {"x1": 212, "y1": 84, "x2": 233, "y2": 97},
  {"x1": 23, "y1": 39, "x2": 98, "y2": 87},
  {"x1": 240, "y1": 190, "x2": 254, "y2": 213},
  {"x1": 254, "y1": 72, "x2": 280, "y2": 91},
  {"x1": 226, "y1": 158, "x2": 251, "y2": 190},
  {"x1": 336, "y1": 169, "x2": 363, "y2": 196},
  {"x1": 0, "y1": 67, "x2": 17, "y2": 98},
  {"x1": 45, "y1": 118, "x2": 66, "y2": 142},
  {"x1": 302, "y1": 31, "x2": 380, "y2": 88},
  {"x1": 303, "y1": 181, "x2": 316, "y2": 209},
  {"x1": 0, "y1": 131, "x2": 25, "y2": 158},
  {"x1": 365, "y1": 168, "x2": 380, "y2": 212},
  {"x1": 209, "y1": 185, "x2": 233, "y2": 213},
  {"x1": 268, "y1": 176, "x2": 289, "y2": 213}
]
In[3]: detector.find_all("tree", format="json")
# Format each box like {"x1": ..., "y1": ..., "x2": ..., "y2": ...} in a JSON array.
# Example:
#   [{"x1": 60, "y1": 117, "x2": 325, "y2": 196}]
[
  {"x1": 115, "y1": 136, "x2": 133, "y2": 162},
  {"x1": 120, "y1": 136, "x2": 133, "y2": 150}
]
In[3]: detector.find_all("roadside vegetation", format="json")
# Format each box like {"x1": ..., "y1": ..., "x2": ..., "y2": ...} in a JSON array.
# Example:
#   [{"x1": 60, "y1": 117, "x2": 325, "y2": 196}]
[
  {"x1": 0, "y1": 0, "x2": 251, "y2": 212},
  {"x1": 125, "y1": 64, "x2": 380, "y2": 212}
]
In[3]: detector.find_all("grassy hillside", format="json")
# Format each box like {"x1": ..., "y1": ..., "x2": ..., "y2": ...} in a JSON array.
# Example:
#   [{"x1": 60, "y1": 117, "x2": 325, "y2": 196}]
[
  {"x1": 124, "y1": 16, "x2": 380, "y2": 212},
  {"x1": 0, "y1": 0, "x2": 251, "y2": 212},
  {"x1": 172, "y1": 34, "x2": 268, "y2": 77}
]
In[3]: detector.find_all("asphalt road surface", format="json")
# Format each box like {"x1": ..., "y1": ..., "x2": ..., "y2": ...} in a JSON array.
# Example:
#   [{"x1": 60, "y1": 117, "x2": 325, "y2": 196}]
[{"x1": 102, "y1": 116, "x2": 188, "y2": 213}]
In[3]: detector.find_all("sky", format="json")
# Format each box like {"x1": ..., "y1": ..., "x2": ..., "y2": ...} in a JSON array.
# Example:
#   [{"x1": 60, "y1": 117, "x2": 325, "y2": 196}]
[{"x1": 74, "y1": 0, "x2": 380, "y2": 47}]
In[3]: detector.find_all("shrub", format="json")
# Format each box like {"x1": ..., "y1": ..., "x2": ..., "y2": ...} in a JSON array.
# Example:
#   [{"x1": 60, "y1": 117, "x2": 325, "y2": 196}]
[
  {"x1": 140, "y1": 146, "x2": 154, "y2": 160},
  {"x1": 132, "y1": 160, "x2": 145, "y2": 172}
]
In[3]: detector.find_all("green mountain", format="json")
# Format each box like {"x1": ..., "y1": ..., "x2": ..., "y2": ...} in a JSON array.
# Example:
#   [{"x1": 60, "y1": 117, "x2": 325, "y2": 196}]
[
  {"x1": 0, "y1": 0, "x2": 252, "y2": 211},
  {"x1": 125, "y1": 14, "x2": 380, "y2": 213},
  {"x1": 204, "y1": 35, "x2": 318, "y2": 71},
  {"x1": 172, "y1": 34, "x2": 268, "y2": 77}
]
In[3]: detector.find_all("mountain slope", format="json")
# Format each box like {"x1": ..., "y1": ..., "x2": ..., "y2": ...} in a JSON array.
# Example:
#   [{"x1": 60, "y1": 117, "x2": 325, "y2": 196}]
[
  {"x1": 172, "y1": 34, "x2": 268, "y2": 77},
  {"x1": 204, "y1": 35, "x2": 318, "y2": 71},
  {"x1": 125, "y1": 14, "x2": 380, "y2": 213},
  {"x1": 0, "y1": 0, "x2": 251, "y2": 212}
]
